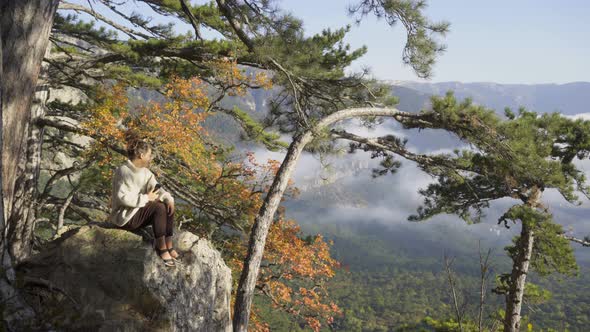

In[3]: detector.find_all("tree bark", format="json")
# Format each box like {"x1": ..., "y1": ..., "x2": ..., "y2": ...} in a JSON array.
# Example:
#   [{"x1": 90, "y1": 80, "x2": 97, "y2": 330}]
[
  {"x1": 503, "y1": 218, "x2": 535, "y2": 332},
  {"x1": 0, "y1": 0, "x2": 59, "y2": 221},
  {"x1": 0, "y1": 15, "x2": 36, "y2": 331},
  {"x1": 56, "y1": 186, "x2": 78, "y2": 235},
  {"x1": 503, "y1": 187, "x2": 542, "y2": 332},
  {"x1": 7, "y1": 73, "x2": 48, "y2": 263},
  {"x1": 0, "y1": 6, "x2": 4, "y2": 275},
  {"x1": 0, "y1": 1, "x2": 59, "y2": 329},
  {"x1": 232, "y1": 107, "x2": 414, "y2": 331}
]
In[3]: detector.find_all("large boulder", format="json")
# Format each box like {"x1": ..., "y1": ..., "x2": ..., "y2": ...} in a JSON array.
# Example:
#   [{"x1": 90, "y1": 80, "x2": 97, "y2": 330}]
[{"x1": 17, "y1": 225, "x2": 232, "y2": 331}]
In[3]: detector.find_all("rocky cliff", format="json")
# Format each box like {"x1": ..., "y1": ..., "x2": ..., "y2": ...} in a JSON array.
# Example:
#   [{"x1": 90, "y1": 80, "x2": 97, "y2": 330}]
[{"x1": 16, "y1": 225, "x2": 232, "y2": 331}]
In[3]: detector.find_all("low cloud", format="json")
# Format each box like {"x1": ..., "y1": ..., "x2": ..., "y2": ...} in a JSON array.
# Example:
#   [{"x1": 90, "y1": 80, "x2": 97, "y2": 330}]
[{"x1": 245, "y1": 114, "x2": 590, "y2": 261}]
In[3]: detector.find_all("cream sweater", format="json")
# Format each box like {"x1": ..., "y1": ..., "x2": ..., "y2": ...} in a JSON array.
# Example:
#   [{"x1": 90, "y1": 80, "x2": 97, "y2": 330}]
[{"x1": 109, "y1": 159, "x2": 174, "y2": 226}]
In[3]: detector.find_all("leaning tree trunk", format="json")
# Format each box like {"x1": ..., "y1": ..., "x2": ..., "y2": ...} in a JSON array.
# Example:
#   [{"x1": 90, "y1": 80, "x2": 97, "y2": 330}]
[
  {"x1": 232, "y1": 129, "x2": 314, "y2": 331},
  {"x1": 232, "y1": 107, "x2": 414, "y2": 331}
]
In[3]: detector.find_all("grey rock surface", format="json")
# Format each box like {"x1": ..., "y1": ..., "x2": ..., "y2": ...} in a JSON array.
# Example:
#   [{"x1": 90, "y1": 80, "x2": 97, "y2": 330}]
[{"x1": 18, "y1": 225, "x2": 232, "y2": 331}]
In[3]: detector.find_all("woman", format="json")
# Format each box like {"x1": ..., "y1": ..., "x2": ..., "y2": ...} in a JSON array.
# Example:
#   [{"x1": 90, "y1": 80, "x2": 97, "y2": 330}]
[{"x1": 109, "y1": 139, "x2": 179, "y2": 267}]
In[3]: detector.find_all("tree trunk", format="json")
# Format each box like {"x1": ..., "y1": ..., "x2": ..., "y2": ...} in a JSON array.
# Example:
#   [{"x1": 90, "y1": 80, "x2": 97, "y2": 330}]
[
  {"x1": 7, "y1": 75, "x2": 48, "y2": 263},
  {"x1": 56, "y1": 186, "x2": 78, "y2": 236},
  {"x1": 0, "y1": 1, "x2": 59, "y2": 329},
  {"x1": 0, "y1": 18, "x2": 37, "y2": 331},
  {"x1": 503, "y1": 187, "x2": 543, "y2": 332},
  {"x1": 0, "y1": 6, "x2": 4, "y2": 275},
  {"x1": 0, "y1": 0, "x2": 59, "y2": 222},
  {"x1": 503, "y1": 219, "x2": 535, "y2": 332},
  {"x1": 232, "y1": 107, "x2": 411, "y2": 332},
  {"x1": 233, "y1": 130, "x2": 314, "y2": 331}
]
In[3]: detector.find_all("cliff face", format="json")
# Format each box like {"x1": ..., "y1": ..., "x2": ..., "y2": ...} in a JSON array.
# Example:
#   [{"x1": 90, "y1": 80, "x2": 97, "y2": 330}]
[{"x1": 17, "y1": 226, "x2": 232, "y2": 331}]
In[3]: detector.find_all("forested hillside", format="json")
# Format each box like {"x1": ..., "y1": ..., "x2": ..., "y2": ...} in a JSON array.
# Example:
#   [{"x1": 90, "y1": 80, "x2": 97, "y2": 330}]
[
  {"x1": 253, "y1": 216, "x2": 590, "y2": 331},
  {"x1": 306, "y1": 221, "x2": 590, "y2": 331}
]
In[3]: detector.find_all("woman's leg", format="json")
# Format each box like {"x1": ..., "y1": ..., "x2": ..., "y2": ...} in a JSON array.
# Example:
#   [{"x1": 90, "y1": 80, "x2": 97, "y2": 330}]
[
  {"x1": 120, "y1": 201, "x2": 162, "y2": 231},
  {"x1": 151, "y1": 202, "x2": 173, "y2": 261},
  {"x1": 121, "y1": 201, "x2": 173, "y2": 262},
  {"x1": 164, "y1": 209, "x2": 178, "y2": 258},
  {"x1": 150, "y1": 201, "x2": 168, "y2": 238}
]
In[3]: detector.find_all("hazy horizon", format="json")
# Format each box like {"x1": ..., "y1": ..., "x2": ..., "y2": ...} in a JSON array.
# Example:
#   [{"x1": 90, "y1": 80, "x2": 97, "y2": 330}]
[{"x1": 389, "y1": 80, "x2": 590, "y2": 86}]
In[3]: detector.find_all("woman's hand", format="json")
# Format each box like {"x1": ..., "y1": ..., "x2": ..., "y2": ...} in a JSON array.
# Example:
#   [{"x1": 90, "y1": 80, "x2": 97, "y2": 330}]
[
  {"x1": 147, "y1": 189, "x2": 158, "y2": 201},
  {"x1": 166, "y1": 201, "x2": 175, "y2": 216}
]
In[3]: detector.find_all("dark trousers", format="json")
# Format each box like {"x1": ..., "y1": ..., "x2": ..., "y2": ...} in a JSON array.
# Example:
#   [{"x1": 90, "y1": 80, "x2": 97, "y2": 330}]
[{"x1": 120, "y1": 201, "x2": 174, "y2": 238}]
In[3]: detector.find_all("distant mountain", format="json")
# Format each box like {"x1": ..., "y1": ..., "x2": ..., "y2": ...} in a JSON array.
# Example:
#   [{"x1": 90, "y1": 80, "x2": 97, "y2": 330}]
[
  {"x1": 198, "y1": 80, "x2": 590, "y2": 154},
  {"x1": 391, "y1": 81, "x2": 590, "y2": 115}
]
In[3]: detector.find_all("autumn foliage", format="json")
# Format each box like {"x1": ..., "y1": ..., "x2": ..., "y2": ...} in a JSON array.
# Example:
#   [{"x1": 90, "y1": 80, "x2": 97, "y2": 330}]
[
  {"x1": 261, "y1": 217, "x2": 341, "y2": 331},
  {"x1": 80, "y1": 73, "x2": 341, "y2": 330},
  {"x1": 224, "y1": 206, "x2": 341, "y2": 332}
]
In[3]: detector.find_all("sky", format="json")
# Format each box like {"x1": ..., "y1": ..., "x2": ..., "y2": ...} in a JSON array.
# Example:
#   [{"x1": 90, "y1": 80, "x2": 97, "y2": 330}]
[
  {"x1": 279, "y1": 0, "x2": 590, "y2": 84},
  {"x1": 67, "y1": 0, "x2": 590, "y2": 84}
]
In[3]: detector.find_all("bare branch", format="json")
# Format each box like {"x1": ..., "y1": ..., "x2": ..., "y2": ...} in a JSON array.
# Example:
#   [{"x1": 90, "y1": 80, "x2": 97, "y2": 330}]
[
  {"x1": 330, "y1": 128, "x2": 472, "y2": 172},
  {"x1": 38, "y1": 161, "x2": 92, "y2": 205},
  {"x1": 443, "y1": 253, "x2": 464, "y2": 332},
  {"x1": 58, "y1": 2, "x2": 151, "y2": 39},
  {"x1": 562, "y1": 234, "x2": 590, "y2": 247},
  {"x1": 179, "y1": 0, "x2": 203, "y2": 40},
  {"x1": 478, "y1": 240, "x2": 493, "y2": 332},
  {"x1": 57, "y1": 185, "x2": 79, "y2": 234},
  {"x1": 215, "y1": 0, "x2": 255, "y2": 51}
]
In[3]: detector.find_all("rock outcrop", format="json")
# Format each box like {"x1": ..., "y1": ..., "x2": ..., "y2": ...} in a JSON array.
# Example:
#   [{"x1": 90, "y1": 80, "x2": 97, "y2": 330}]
[{"x1": 17, "y1": 225, "x2": 232, "y2": 331}]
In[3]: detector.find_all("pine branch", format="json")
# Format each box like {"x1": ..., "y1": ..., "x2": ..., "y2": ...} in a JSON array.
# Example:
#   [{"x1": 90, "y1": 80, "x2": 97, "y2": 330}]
[
  {"x1": 330, "y1": 128, "x2": 467, "y2": 171},
  {"x1": 215, "y1": 0, "x2": 255, "y2": 51},
  {"x1": 562, "y1": 235, "x2": 590, "y2": 247},
  {"x1": 58, "y1": 2, "x2": 151, "y2": 39},
  {"x1": 179, "y1": 0, "x2": 203, "y2": 40}
]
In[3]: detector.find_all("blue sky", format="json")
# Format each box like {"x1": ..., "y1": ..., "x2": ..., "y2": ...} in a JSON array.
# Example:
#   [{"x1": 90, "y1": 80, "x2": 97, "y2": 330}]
[
  {"x1": 67, "y1": 0, "x2": 590, "y2": 84},
  {"x1": 280, "y1": 0, "x2": 590, "y2": 84}
]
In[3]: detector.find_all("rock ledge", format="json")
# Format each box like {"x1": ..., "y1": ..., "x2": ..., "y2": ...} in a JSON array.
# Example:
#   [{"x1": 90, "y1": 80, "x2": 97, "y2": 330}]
[{"x1": 18, "y1": 225, "x2": 232, "y2": 331}]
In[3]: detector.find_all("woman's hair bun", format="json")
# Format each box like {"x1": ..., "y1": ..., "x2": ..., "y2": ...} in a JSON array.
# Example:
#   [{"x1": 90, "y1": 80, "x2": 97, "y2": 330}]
[{"x1": 125, "y1": 130, "x2": 150, "y2": 160}]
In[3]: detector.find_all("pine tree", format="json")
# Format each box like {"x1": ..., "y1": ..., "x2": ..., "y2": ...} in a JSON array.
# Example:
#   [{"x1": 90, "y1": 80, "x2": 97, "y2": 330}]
[{"x1": 345, "y1": 95, "x2": 589, "y2": 332}]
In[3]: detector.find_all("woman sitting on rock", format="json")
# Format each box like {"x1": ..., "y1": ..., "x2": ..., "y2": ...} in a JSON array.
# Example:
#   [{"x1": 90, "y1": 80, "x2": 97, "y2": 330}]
[{"x1": 109, "y1": 139, "x2": 179, "y2": 267}]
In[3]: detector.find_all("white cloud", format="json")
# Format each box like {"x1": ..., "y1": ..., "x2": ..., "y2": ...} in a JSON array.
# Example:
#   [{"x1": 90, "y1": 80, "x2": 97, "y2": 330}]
[
  {"x1": 246, "y1": 111, "x2": 590, "y2": 259},
  {"x1": 565, "y1": 113, "x2": 590, "y2": 121}
]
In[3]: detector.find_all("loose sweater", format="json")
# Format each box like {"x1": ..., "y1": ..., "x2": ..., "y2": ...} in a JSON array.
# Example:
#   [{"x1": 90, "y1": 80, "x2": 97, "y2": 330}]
[{"x1": 109, "y1": 159, "x2": 174, "y2": 226}]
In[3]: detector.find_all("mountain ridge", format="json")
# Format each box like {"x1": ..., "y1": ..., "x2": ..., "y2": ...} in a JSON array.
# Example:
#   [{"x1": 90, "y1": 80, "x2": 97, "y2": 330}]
[{"x1": 388, "y1": 81, "x2": 590, "y2": 115}]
